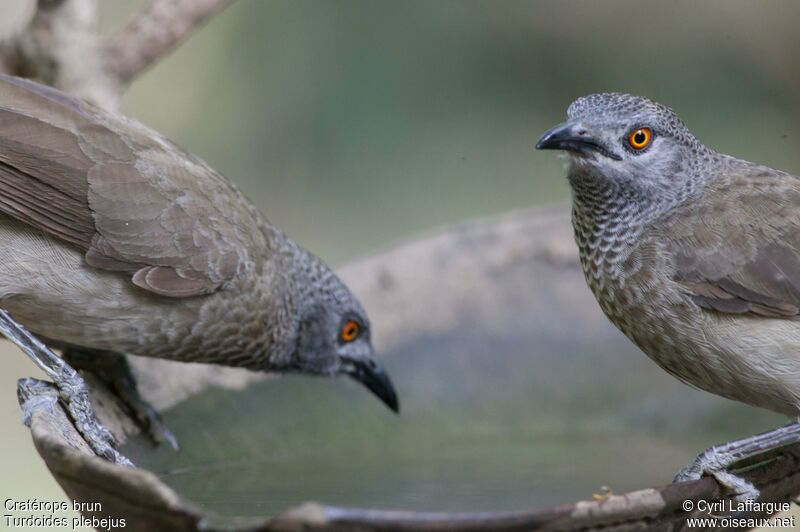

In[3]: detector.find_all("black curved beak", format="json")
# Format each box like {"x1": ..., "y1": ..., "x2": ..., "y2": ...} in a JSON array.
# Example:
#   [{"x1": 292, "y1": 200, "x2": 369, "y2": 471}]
[
  {"x1": 536, "y1": 121, "x2": 620, "y2": 160},
  {"x1": 345, "y1": 359, "x2": 400, "y2": 413}
]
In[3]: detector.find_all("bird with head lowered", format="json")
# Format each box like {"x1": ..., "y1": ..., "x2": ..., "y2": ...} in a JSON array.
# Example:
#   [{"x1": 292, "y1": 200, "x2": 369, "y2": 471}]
[
  {"x1": 538, "y1": 92, "x2": 800, "y2": 499},
  {"x1": 0, "y1": 74, "x2": 399, "y2": 466}
]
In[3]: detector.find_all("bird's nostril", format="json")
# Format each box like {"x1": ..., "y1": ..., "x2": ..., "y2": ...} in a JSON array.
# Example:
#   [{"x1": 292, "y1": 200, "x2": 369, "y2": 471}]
[{"x1": 576, "y1": 129, "x2": 588, "y2": 136}]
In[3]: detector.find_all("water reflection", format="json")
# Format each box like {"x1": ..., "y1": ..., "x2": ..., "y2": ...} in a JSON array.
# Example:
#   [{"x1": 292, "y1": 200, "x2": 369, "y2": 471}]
[{"x1": 124, "y1": 327, "x2": 781, "y2": 518}]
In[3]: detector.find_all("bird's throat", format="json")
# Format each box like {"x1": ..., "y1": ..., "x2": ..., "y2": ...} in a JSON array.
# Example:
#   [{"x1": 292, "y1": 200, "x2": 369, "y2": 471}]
[{"x1": 568, "y1": 170, "x2": 655, "y2": 287}]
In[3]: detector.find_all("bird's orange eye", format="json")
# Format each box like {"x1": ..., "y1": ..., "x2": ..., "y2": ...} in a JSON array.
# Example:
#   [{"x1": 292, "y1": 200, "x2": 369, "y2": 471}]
[
  {"x1": 628, "y1": 128, "x2": 652, "y2": 150},
  {"x1": 340, "y1": 320, "x2": 360, "y2": 342}
]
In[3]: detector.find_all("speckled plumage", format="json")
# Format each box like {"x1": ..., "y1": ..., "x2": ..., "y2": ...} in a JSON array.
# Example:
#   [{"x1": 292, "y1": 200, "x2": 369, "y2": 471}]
[
  {"x1": 541, "y1": 93, "x2": 800, "y2": 416},
  {"x1": 0, "y1": 74, "x2": 394, "y2": 411}
]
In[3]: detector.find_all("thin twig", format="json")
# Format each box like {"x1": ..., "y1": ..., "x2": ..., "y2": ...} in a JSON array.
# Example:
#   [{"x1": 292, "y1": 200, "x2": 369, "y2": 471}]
[{"x1": 104, "y1": 0, "x2": 235, "y2": 85}]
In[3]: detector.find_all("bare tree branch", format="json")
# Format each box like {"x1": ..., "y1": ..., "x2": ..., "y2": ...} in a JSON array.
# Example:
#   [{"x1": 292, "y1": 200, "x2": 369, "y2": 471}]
[
  {"x1": 0, "y1": 0, "x2": 236, "y2": 110},
  {"x1": 104, "y1": 0, "x2": 235, "y2": 86},
  {"x1": 0, "y1": 0, "x2": 122, "y2": 110}
]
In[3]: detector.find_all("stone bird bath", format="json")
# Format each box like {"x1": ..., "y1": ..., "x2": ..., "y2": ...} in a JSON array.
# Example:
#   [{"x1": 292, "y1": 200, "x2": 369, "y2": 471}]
[{"x1": 19, "y1": 206, "x2": 800, "y2": 531}]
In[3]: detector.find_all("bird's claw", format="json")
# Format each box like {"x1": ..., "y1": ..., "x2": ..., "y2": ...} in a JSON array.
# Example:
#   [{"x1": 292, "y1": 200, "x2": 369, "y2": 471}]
[
  {"x1": 132, "y1": 400, "x2": 180, "y2": 451},
  {"x1": 674, "y1": 446, "x2": 759, "y2": 502},
  {"x1": 674, "y1": 421, "x2": 800, "y2": 502},
  {"x1": 67, "y1": 403, "x2": 134, "y2": 467},
  {"x1": 710, "y1": 471, "x2": 760, "y2": 503},
  {"x1": 59, "y1": 375, "x2": 134, "y2": 467},
  {"x1": 18, "y1": 376, "x2": 133, "y2": 467},
  {"x1": 62, "y1": 348, "x2": 180, "y2": 451}
]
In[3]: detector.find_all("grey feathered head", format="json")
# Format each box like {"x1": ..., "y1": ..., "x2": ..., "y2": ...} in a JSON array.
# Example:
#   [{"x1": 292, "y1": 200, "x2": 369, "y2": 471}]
[
  {"x1": 290, "y1": 248, "x2": 399, "y2": 413},
  {"x1": 537, "y1": 93, "x2": 714, "y2": 205}
]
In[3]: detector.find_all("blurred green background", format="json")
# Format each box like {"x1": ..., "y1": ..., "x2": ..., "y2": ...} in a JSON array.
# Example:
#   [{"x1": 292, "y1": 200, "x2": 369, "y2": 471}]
[{"x1": 2, "y1": 0, "x2": 800, "y2": 529}]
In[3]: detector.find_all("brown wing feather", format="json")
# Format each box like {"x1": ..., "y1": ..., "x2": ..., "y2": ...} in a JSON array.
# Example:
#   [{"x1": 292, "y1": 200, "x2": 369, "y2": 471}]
[
  {"x1": 666, "y1": 166, "x2": 800, "y2": 318},
  {"x1": 0, "y1": 74, "x2": 268, "y2": 297}
]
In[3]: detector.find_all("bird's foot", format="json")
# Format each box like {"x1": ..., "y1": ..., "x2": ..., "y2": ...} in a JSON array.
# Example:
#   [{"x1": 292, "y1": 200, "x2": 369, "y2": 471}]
[
  {"x1": 54, "y1": 371, "x2": 134, "y2": 467},
  {"x1": 18, "y1": 376, "x2": 133, "y2": 467},
  {"x1": 63, "y1": 348, "x2": 179, "y2": 451},
  {"x1": 674, "y1": 449, "x2": 759, "y2": 502},
  {"x1": 674, "y1": 421, "x2": 800, "y2": 502},
  {"x1": 128, "y1": 399, "x2": 179, "y2": 451},
  {"x1": 0, "y1": 308, "x2": 133, "y2": 466}
]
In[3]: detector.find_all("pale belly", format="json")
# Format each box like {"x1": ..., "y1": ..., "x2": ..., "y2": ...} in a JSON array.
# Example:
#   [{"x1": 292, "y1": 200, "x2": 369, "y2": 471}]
[
  {"x1": 0, "y1": 215, "x2": 202, "y2": 358},
  {"x1": 590, "y1": 274, "x2": 800, "y2": 417}
]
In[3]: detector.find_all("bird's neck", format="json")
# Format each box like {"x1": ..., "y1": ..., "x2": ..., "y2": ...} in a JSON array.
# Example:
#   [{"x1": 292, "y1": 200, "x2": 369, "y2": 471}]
[
  {"x1": 568, "y1": 157, "x2": 712, "y2": 249},
  {"x1": 568, "y1": 164, "x2": 704, "y2": 285},
  {"x1": 569, "y1": 177, "x2": 646, "y2": 281},
  {"x1": 200, "y1": 229, "x2": 304, "y2": 372}
]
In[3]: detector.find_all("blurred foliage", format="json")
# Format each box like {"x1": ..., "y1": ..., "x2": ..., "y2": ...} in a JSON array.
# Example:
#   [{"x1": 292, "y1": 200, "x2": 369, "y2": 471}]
[{"x1": 116, "y1": 0, "x2": 800, "y2": 263}]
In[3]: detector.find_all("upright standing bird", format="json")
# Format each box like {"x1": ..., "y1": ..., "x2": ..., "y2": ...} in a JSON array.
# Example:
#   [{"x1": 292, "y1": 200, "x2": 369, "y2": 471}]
[
  {"x1": 537, "y1": 92, "x2": 800, "y2": 498},
  {"x1": 0, "y1": 74, "x2": 398, "y2": 465}
]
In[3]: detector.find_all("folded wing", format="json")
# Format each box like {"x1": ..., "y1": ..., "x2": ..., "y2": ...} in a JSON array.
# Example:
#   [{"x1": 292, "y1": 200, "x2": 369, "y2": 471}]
[
  {"x1": 0, "y1": 74, "x2": 267, "y2": 297},
  {"x1": 667, "y1": 171, "x2": 800, "y2": 318}
]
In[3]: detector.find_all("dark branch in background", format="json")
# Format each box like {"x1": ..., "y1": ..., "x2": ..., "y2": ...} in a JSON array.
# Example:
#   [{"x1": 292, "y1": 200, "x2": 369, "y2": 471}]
[{"x1": 0, "y1": 0, "x2": 235, "y2": 110}]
